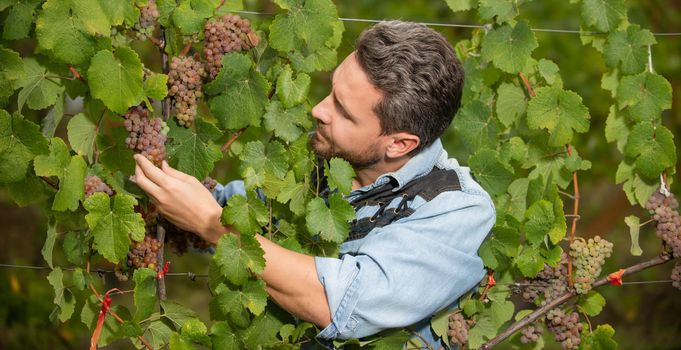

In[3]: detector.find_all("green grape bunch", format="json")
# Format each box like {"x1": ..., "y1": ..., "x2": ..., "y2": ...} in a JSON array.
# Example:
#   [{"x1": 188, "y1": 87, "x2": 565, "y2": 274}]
[
  {"x1": 645, "y1": 191, "x2": 681, "y2": 258},
  {"x1": 569, "y1": 236, "x2": 613, "y2": 294},
  {"x1": 133, "y1": 0, "x2": 160, "y2": 40}
]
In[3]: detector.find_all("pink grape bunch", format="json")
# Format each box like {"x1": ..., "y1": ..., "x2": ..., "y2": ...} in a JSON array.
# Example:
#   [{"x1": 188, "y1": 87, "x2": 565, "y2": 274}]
[
  {"x1": 203, "y1": 14, "x2": 260, "y2": 78},
  {"x1": 124, "y1": 106, "x2": 167, "y2": 166},
  {"x1": 168, "y1": 55, "x2": 206, "y2": 127}
]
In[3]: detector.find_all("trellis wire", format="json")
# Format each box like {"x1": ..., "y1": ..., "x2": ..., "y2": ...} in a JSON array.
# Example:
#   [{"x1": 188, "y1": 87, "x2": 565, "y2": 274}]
[
  {"x1": 228, "y1": 10, "x2": 681, "y2": 36},
  {"x1": 0, "y1": 263, "x2": 673, "y2": 285}
]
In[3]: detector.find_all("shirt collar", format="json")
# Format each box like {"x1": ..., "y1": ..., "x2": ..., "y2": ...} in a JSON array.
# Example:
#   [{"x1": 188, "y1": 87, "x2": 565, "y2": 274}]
[{"x1": 350, "y1": 138, "x2": 444, "y2": 195}]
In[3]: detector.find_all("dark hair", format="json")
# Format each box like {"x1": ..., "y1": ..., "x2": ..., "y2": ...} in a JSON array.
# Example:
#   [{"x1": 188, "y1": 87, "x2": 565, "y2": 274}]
[{"x1": 355, "y1": 20, "x2": 464, "y2": 154}]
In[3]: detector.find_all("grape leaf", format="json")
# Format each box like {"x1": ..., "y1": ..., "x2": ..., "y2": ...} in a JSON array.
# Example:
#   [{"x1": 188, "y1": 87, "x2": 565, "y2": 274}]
[
  {"x1": 269, "y1": 0, "x2": 338, "y2": 53},
  {"x1": 481, "y1": 21, "x2": 538, "y2": 74},
  {"x1": 478, "y1": 0, "x2": 516, "y2": 23},
  {"x1": 468, "y1": 148, "x2": 514, "y2": 196},
  {"x1": 578, "y1": 290, "x2": 606, "y2": 317},
  {"x1": 0, "y1": 46, "x2": 25, "y2": 107},
  {"x1": 617, "y1": 72, "x2": 672, "y2": 122},
  {"x1": 0, "y1": 110, "x2": 49, "y2": 184},
  {"x1": 210, "y1": 322, "x2": 241, "y2": 350},
  {"x1": 34, "y1": 137, "x2": 87, "y2": 211},
  {"x1": 172, "y1": 0, "x2": 217, "y2": 35},
  {"x1": 305, "y1": 193, "x2": 355, "y2": 243},
  {"x1": 445, "y1": 0, "x2": 476, "y2": 12},
  {"x1": 238, "y1": 140, "x2": 289, "y2": 185},
  {"x1": 213, "y1": 280, "x2": 268, "y2": 319},
  {"x1": 523, "y1": 200, "x2": 555, "y2": 246},
  {"x1": 276, "y1": 65, "x2": 310, "y2": 108},
  {"x1": 623, "y1": 122, "x2": 676, "y2": 180},
  {"x1": 41, "y1": 219, "x2": 58, "y2": 269},
  {"x1": 523, "y1": 135, "x2": 573, "y2": 189},
  {"x1": 478, "y1": 226, "x2": 519, "y2": 270},
  {"x1": 604, "y1": 105, "x2": 629, "y2": 153},
  {"x1": 516, "y1": 245, "x2": 545, "y2": 277},
  {"x1": 46, "y1": 267, "x2": 76, "y2": 322},
  {"x1": 326, "y1": 158, "x2": 355, "y2": 195},
  {"x1": 157, "y1": 0, "x2": 178, "y2": 26},
  {"x1": 35, "y1": 0, "x2": 108, "y2": 65},
  {"x1": 142, "y1": 317, "x2": 175, "y2": 349},
  {"x1": 2, "y1": 0, "x2": 42, "y2": 40},
  {"x1": 133, "y1": 268, "x2": 158, "y2": 322},
  {"x1": 615, "y1": 160, "x2": 658, "y2": 207},
  {"x1": 276, "y1": 171, "x2": 308, "y2": 215},
  {"x1": 179, "y1": 318, "x2": 211, "y2": 346},
  {"x1": 213, "y1": 233, "x2": 265, "y2": 285},
  {"x1": 101, "y1": 0, "x2": 140, "y2": 27},
  {"x1": 221, "y1": 193, "x2": 269, "y2": 236},
  {"x1": 603, "y1": 25, "x2": 655, "y2": 75},
  {"x1": 288, "y1": 43, "x2": 339, "y2": 73},
  {"x1": 144, "y1": 72, "x2": 169, "y2": 101},
  {"x1": 97, "y1": 126, "x2": 136, "y2": 175},
  {"x1": 624, "y1": 215, "x2": 643, "y2": 256},
  {"x1": 167, "y1": 118, "x2": 223, "y2": 180},
  {"x1": 495, "y1": 83, "x2": 526, "y2": 128},
  {"x1": 88, "y1": 47, "x2": 144, "y2": 114},
  {"x1": 243, "y1": 310, "x2": 285, "y2": 349},
  {"x1": 16, "y1": 58, "x2": 65, "y2": 112},
  {"x1": 526, "y1": 86, "x2": 590, "y2": 147},
  {"x1": 63, "y1": 231, "x2": 88, "y2": 266},
  {"x1": 67, "y1": 113, "x2": 97, "y2": 163},
  {"x1": 41, "y1": 91, "x2": 64, "y2": 138},
  {"x1": 205, "y1": 53, "x2": 269, "y2": 130},
  {"x1": 537, "y1": 59, "x2": 560, "y2": 85},
  {"x1": 161, "y1": 300, "x2": 199, "y2": 329},
  {"x1": 84, "y1": 192, "x2": 146, "y2": 263},
  {"x1": 579, "y1": 324, "x2": 617, "y2": 350},
  {"x1": 7, "y1": 170, "x2": 46, "y2": 206},
  {"x1": 581, "y1": 0, "x2": 627, "y2": 32},
  {"x1": 453, "y1": 100, "x2": 498, "y2": 150},
  {"x1": 263, "y1": 100, "x2": 312, "y2": 143}
]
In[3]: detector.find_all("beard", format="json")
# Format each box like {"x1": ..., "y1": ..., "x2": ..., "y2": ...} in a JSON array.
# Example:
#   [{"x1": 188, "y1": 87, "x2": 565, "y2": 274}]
[{"x1": 309, "y1": 128, "x2": 383, "y2": 170}]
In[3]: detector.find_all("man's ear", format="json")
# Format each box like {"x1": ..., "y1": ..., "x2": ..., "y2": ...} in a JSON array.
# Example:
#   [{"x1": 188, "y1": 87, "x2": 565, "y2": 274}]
[{"x1": 385, "y1": 132, "x2": 420, "y2": 158}]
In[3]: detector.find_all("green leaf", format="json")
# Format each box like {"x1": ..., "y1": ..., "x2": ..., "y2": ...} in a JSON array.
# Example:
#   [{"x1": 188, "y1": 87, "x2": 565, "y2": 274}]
[
  {"x1": 41, "y1": 91, "x2": 64, "y2": 138},
  {"x1": 276, "y1": 65, "x2": 311, "y2": 108},
  {"x1": 101, "y1": 0, "x2": 140, "y2": 26},
  {"x1": 98, "y1": 126, "x2": 136, "y2": 175},
  {"x1": 88, "y1": 47, "x2": 144, "y2": 114},
  {"x1": 581, "y1": 0, "x2": 627, "y2": 32},
  {"x1": 238, "y1": 140, "x2": 289, "y2": 187},
  {"x1": 172, "y1": 0, "x2": 217, "y2": 35},
  {"x1": 495, "y1": 83, "x2": 526, "y2": 128},
  {"x1": 603, "y1": 25, "x2": 655, "y2": 74},
  {"x1": 0, "y1": 46, "x2": 25, "y2": 107},
  {"x1": 34, "y1": 138, "x2": 87, "y2": 211},
  {"x1": 16, "y1": 58, "x2": 65, "y2": 112},
  {"x1": 133, "y1": 267, "x2": 158, "y2": 322},
  {"x1": 288, "y1": 45, "x2": 339, "y2": 73},
  {"x1": 47, "y1": 268, "x2": 76, "y2": 322},
  {"x1": 41, "y1": 220, "x2": 58, "y2": 269},
  {"x1": 167, "y1": 118, "x2": 223, "y2": 180},
  {"x1": 623, "y1": 122, "x2": 676, "y2": 180},
  {"x1": 263, "y1": 100, "x2": 312, "y2": 143},
  {"x1": 84, "y1": 192, "x2": 146, "y2": 263},
  {"x1": 578, "y1": 290, "x2": 606, "y2": 317},
  {"x1": 210, "y1": 322, "x2": 242, "y2": 350},
  {"x1": 580, "y1": 324, "x2": 617, "y2": 350},
  {"x1": 604, "y1": 105, "x2": 629, "y2": 153},
  {"x1": 213, "y1": 279, "x2": 268, "y2": 321},
  {"x1": 468, "y1": 148, "x2": 514, "y2": 196},
  {"x1": 276, "y1": 171, "x2": 308, "y2": 215},
  {"x1": 144, "y1": 72, "x2": 169, "y2": 101},
  {"x1": 143, "y1": 317, "x2": 175, "y2": 349},
  {"x1": 326, "y1": 158, "x2": 355, "y2": 194},
  {"x1": 617, "y1": 72, "x2": 672, "y2": 122},
  {"x1": 523, "y1": 200, "x2": 555, "y2": 246},
  {"x1": 526, "y1": 86, "x2": 590, "y2": 147},
  {"x1": 242, "y1": 309, "x2": 285, "y2": 349},
  {"x1": 478, "y1": 226, "x2": 519, "y2": 271},
  {"x1": 516, "y1": 245, "x2": 545, "y2": 277},
  {"x1": 63, "y1": 231, "x2": 88, "y2": 265},
  {"x1": 445, "y1": 0, "x2": 476, "y2": 12},
  {"x1": 157, "y1": 0, "x2": 178, "y2": 26},
  {"x1": 306, "y1": 193, "x2": 355, "y2": 243},
  {"x1": 0, "y1": 110, "x2": 49, "y2": 184},
  {"x1": 213, "y1": 233, "x2": 265, "y2": 285},
  {"x1": 67, "y1": 113, "x2": 97, "y2": 163},
  {"x1": 269, "y1": 0, "x2": 338, "y2": 53},
  {"x1": 35, "y1": 0, "x2": 108, "y2": 65},
  {"x1": 180, "y1": 318, "x2": 211, "y2": 346},
  {"x1": 478, "y1": 0, "x2": 516, "y2": 23},
  {"x1": 221, "y1": 193, "x2": 269, "y2": 236},
  {"x1": 624, "y1": 215, "x2": 643, "y2": 256},
  {"x1": 481, "y1": 21, "x2": 538, "y2": 74},
  {"x1": 2, "y1": 0, "x2": 42, "y2": 40},
  {"x1": 453, "y1": 100, "x2": 498, "y2": 150},
  {"x1": 537, "y1": 59, "x2": 560, "y2": 85},
  {"x1": 205, "y1": 53, "x2": 269, "y2": 130},
  {"x1": 161, "y1": 300, "x2": 199, "y2": 329},
  {"x1": 8, "y1": 170, "x2": 46, "y2": 206}
]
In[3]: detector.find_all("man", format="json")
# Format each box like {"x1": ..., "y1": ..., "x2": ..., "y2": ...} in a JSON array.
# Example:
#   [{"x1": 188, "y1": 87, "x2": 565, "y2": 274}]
[{"x1": 134, "y1": 21, "x2": 495, "y2": 349}]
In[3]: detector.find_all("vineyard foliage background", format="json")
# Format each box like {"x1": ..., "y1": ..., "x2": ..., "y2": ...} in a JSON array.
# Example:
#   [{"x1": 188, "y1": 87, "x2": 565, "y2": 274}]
[{"x1": 0, "y1": 0, "x2": 680, "y2": 349}]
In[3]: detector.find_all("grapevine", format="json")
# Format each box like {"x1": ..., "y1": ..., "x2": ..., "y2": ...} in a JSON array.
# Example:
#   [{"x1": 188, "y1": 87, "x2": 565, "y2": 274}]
[{"x1": 203, "y1": 14, "x2": 259, "y2": 78}]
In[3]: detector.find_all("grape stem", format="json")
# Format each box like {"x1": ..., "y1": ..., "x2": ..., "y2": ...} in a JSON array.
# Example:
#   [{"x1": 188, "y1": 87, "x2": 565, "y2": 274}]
[
  {"x1": 68, "y1": 65, "x2": 85, "y2": 82},
  {"x1": 518, "y1": 72, "x2": 536, "y2": 97},
  {"x1": 480, "y1": 252, "x2": 674, "y2": 349},
  {"x1": 221, "y1": 127, "x2": 247, "y2": 153}
]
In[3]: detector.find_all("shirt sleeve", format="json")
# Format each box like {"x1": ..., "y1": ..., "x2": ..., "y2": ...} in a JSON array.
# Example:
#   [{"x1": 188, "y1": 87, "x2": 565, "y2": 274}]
[
  {"x1": 212, "y1": 180, "x2": 247, "y2": 207},
  {"x1": 314, "y1": 189, "x2": 495, "y2": 340}
]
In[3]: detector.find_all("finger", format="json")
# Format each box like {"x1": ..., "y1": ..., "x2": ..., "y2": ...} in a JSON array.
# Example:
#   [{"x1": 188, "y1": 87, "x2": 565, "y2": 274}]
[
  {"x1": 134, "y1": 154, "x2": 171, "y2": 188},
  {"x1": 134, "y1": 163, "x2": 162, "y2": 198},
  {"x1": 162, "y1": 160, "x2": 194, "y2": 182}
]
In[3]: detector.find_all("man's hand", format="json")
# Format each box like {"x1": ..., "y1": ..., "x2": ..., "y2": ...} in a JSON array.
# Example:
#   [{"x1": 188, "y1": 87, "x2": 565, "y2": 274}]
[{"x1": 133, "y1": 154, "x2": 225, "y2": 242}]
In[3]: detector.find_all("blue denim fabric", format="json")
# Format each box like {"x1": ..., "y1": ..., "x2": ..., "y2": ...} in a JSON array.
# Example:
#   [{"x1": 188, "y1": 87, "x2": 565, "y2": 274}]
[{"x1": 211, "y1": 139, "x2": 495, "y2": 349}]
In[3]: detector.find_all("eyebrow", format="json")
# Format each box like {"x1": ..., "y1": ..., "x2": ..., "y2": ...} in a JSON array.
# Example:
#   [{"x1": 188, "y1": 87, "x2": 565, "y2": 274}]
[{"x1": 330, "y1": 69, "x2": 357, "y2": 121}]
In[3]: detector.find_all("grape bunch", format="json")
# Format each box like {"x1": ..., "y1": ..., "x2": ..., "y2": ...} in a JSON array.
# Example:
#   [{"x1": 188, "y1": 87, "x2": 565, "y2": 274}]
[
  {"x1": 127, "y1": 232, "x2": 162, "y2": 271},
  {"x1": 645, "y1": 191, "x2": 681, "y2": 257},
  {"x1": 124, "y1": 106, "x2": 167, "y2": 166},
  {"x1": 521, "y1": 253, "x2": 569, "y2": 305},
  {"x1": 545, "y1": 309, "x2": 583, "y2": 349},
  {"x1": 133, "y1": 0, "x2": 159, "y2": 40},
  {"x1": 520, "y1": 322, "x2": 544, "y2": 344},
  {"x1": 84, "y1": 175, "x2": 114, "y2": 198},
  {"x1": 168, "y1": 55, "x2": 206, "y2": 127},
  {"x1": 447, "y1": 312, "x2": 469, "y2": 347},
  {"x1": 671, "y1": 262, "x2": 681, "y2": 290},
  {"x1": 162, "y1": 177, "x2": 218, "y2": 254},
  {"x1": 203, "y1": 14, "x2": 260, "y2": 78},
  {"x1": 569, "y1": 236, "x2": 613, "y2": 294}
]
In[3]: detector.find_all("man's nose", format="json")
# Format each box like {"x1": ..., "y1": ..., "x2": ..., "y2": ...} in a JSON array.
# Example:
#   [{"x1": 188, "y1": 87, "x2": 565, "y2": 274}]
[{"x1": 311, "y1": 95, "x2": 332, "y2": 125}]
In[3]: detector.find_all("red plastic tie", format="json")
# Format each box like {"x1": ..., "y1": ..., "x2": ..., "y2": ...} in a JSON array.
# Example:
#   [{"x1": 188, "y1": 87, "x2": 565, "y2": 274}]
[
  {"x1": 90, "y1": 288, "x2": 119, "y2": 350},
  {"x1": 157, "y1": 261, "x2": 171, "y2": 280},
  {"x1": 607, "y1": 269, "x2": 625, "y2": 286}
]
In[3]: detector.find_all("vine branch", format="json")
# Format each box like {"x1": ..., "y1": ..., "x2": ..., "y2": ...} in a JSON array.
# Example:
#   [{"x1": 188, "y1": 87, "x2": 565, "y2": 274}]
[
  {"x1": 480, "y1": 253, "x2": 675, "y2": 349},
  {"x1": 518, "y1": 72, "x2": 536, "y2": 97},
  {"x1": 221, "y1": 127, "x2": 247, "y2": 153},
  {"x1": 566, "y1": 144, "x2": 580, "y2": 288}
]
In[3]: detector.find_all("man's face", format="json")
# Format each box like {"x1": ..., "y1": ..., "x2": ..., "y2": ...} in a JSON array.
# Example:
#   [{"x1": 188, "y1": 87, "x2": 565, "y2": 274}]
[{"x1": 310, "y1": 52, "x2": 386, "y2": 169}]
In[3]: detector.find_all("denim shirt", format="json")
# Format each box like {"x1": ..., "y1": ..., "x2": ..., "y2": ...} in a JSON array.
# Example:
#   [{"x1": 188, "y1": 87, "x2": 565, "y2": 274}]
[{"x1": 212, "y1": 139, "x2": 495, "y2": 349}]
